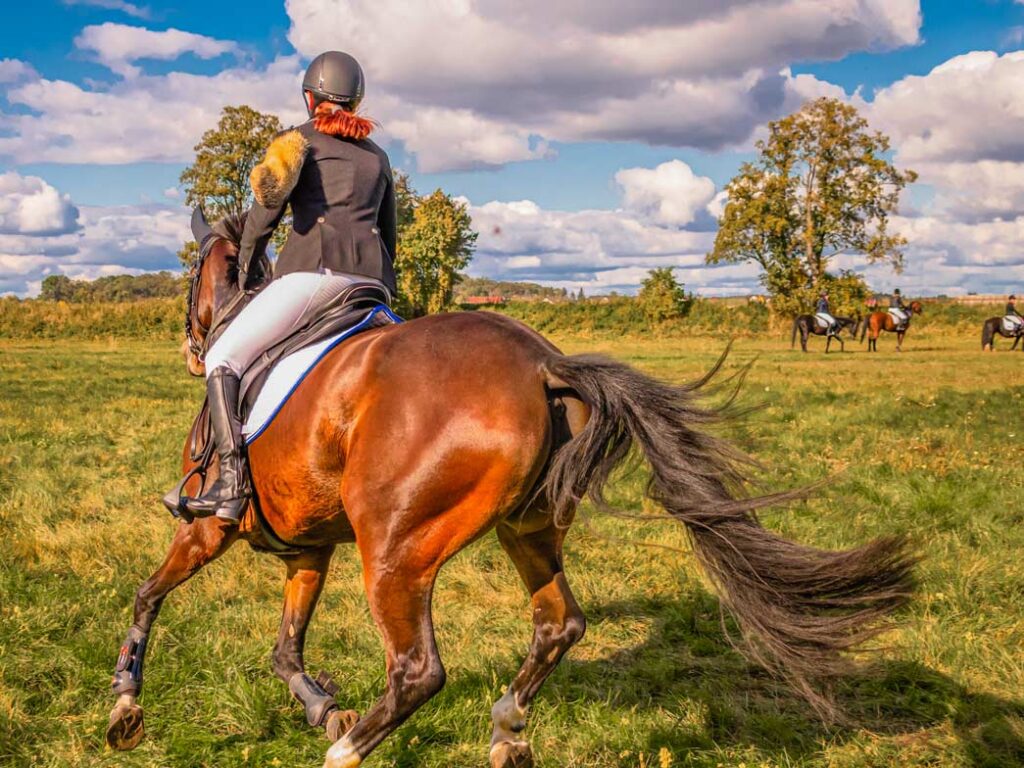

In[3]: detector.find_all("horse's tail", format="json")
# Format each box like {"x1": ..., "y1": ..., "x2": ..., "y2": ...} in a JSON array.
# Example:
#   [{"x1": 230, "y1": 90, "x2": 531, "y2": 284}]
[
  {"x1": 791, "y1": 316, "x2": 799, "y2": 348},
  {"x1": 982, "y1": 318, "x2": 995, "y2": 350},
  {"x1": 540, "y1": 352, "x2": 915, "y2": 718}
]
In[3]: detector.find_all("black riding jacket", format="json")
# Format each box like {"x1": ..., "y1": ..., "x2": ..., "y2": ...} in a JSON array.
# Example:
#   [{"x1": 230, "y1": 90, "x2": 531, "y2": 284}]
[
  {"x1": 1007, "y1": 302, "x2": 1020, "y2": 318},
  {"x1": 237, "y1": 120, "x2": 398, "y2": 295}
]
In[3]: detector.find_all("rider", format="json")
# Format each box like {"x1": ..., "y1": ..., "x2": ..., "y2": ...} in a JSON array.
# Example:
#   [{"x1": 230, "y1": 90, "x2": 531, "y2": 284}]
[
  {"x1": 175, "y1": 51, "x2": 398, "y2": 523},
  {"x1": 1008, "y1": 294, "x2": 1020, "y2": 318},
  {"x1": 815, "y1": 291, "x2": 837, "y2": 333},
  {"x1": 889, "y1": 288, "x2": 909, "y2": 329}
]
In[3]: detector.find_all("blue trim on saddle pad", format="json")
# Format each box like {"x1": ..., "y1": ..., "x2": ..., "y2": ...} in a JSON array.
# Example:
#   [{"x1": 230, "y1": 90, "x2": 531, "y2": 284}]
[{"x1": 244, "y1": 304, "x2": 403, "y2": 445}]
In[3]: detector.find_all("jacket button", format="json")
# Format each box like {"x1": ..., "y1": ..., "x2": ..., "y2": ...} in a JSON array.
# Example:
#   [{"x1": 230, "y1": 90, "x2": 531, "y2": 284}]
[
  {"x1": 371, "y1": 226, "x2": 379, "y2": 234},
  {"x1": 317, "y1": 216, "x2": 325, "y2": 223}
]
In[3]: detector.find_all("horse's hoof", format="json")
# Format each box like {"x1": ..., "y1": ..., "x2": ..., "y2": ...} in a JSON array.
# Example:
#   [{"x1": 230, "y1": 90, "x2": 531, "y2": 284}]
[
  {"x1": 105, "y1": 703, "x2": 145, "y2": 751},
  {"x1": 324, "y1": 709, "x2": 360, "y2": 742},
  {"x1": 490, "y1": 740, "x2": 534, "y2": 768}
]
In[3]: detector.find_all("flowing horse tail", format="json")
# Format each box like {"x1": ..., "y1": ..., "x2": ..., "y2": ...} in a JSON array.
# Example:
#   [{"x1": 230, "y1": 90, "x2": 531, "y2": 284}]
[
  {"x1": 540, "y1": 352, "x2": 915, "y2": 717},
  {"x1": 791, "y1": 316, "x2": 800, "y2": 349}
]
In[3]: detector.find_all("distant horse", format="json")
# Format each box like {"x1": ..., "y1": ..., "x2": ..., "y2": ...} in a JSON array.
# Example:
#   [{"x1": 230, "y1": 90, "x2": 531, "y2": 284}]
[
  {"x1": 860, "y1": 301, "x2": 923, "y2": 352},
  {"x1": 981, "y1": 316, "x2": 1023, "y2": 351},
  {"x1": 105, "y1": 214, "x2": 915, "y2": 768},
  {"x1": 791, "y1": 314, "x2": 859, "y2": 353}
]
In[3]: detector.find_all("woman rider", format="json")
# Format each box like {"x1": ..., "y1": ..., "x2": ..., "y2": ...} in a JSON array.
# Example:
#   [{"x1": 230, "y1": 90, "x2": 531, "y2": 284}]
[
  {"x1": 176, "y1": 51, "x2": 397, "y2": 523},
  {"x1": 1007, "y1": 294, "x2": 1020, "y2": 318},
  {"x1": 815, "y1": 291, "x2": 836, "y2": 333}
]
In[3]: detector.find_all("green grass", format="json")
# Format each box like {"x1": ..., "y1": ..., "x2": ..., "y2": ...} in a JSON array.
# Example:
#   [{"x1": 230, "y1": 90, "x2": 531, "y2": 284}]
[{"x1": 1, "y1": 325, "x2": 1023, "y2": 768}]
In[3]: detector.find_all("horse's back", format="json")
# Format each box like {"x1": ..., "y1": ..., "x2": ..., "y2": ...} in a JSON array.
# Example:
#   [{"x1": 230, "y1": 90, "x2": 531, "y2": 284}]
[{"x1": 247, "y1": 311, "x2": 558, "y2": 545}]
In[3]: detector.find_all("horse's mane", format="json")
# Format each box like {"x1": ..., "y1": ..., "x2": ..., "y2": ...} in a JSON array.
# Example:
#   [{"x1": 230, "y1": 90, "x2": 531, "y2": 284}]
[{"x1": 211, "y1": 211, "x2": 247, "y2": 248}]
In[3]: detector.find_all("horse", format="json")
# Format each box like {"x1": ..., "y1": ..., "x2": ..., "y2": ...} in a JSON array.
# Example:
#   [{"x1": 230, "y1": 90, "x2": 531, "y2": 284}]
[
  {"x1": 859, "y1": 301, "x2": 923, "y2": 352},
  {"x1": 791, "y1": 314, "x2": 859, "y2": 353},
  {"x1": 105, "y1": 213, "x2": 916, "y2": 768},
  {"x1": 981, "y1": 316, "x2": 1024, "y2": 351}
]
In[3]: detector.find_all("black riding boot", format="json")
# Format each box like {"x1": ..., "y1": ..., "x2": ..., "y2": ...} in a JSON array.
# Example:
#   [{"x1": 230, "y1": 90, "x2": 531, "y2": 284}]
[{"x1": 183, "y1": 369, "x2": 251, "y2": 522}]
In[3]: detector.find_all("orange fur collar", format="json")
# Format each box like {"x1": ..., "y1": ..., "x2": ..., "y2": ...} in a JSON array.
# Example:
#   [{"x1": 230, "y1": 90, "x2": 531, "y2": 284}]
[{"x1": 313, "y1": 104, "x2": 376, "y2": 140}]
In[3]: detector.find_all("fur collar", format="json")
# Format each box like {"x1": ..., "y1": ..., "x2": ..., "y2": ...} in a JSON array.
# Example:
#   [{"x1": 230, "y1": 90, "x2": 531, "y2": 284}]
[
  {"x1": 250, "y1": 130, "x2": 309, "y2": 209},
  {"x1": 313, "y1": 103, "x2": 376, "y2": 140}
]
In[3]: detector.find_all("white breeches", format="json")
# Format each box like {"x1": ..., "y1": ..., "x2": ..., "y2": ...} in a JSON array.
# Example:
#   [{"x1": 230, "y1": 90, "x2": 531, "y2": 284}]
[{"x1": 205, "y1": 270, "x2": 384, "y2": 377}]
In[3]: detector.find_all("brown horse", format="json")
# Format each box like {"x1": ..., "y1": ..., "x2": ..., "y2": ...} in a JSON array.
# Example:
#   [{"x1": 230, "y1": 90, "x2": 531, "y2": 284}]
[
  {"x1": 860, "y1": 301, "x2": 923, "y2": 352},
  {"x1": 106, "y1": 215, "x2": 915, "y2": 768},
  {"x1": 981, "y1": 316, "x2": 1024, "y2": 351}
]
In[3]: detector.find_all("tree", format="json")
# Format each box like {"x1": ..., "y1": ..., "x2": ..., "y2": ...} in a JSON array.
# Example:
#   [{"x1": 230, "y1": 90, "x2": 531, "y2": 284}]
[
  {"x1": 394, "y1": 188, "x2": 478, "y2": 317},
  {"x1": 178, "y1": 105, "x2": 284, "y2": 268},
  {"x1": 638, "y1": 267, "x2": 692, "y2": 325},
  {"x1": 707, "y1": 97, "x2": 916, "y2": 316}
]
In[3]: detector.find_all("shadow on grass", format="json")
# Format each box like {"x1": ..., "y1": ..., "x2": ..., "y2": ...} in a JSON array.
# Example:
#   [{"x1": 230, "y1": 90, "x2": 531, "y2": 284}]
[{"x1": 448, "y1": 593, "x2": 1024, "y2": 766}]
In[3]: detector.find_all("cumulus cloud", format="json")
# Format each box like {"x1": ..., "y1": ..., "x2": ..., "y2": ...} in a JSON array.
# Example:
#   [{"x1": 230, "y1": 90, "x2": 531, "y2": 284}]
[
  {"x1": 615, "y1": 160, "x2": 716, "y2": 226},
  {"x1": 0, "y1": 58, "x2": 36, "y2": 84},
  {"x1": 867, "y1": 51, "x2": 1024, "y2": 223},
  {"x1": 74, "y1": 22, "x2": 239, "y2": 77},
  {"x1": 0, "y1": 173, "x2": 81, "y2": 236},
  {"x1": 0, "y1": 57, "x2": 307, "y2": 164},
  {"x1": 286, "y1": 0, "x2": 920, "y2": 167}
]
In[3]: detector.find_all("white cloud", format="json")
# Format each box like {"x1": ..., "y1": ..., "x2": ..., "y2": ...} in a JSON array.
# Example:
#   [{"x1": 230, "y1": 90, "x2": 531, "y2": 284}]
[
  {"x1": 74, "y1": 22, "x2": 239, "y2": 77},
  {"x1": 0, "y1": 172, "x2": 80, "y2": 236},
  {"x1": 868, "y1": 50, "x2": 1024, "y2": 223},
  {"x1": 62, "y1": 0, "x2": 149, "y2": 19},
  {"x1": 0, "y1": 58, "x2": 36, "y2": 84},
  {"x1": 0, "y1": 178, "x2": 188, "y2": 296},
  {"x1": 0, "y1": 56, "x2": 307, "y2": 164},
  {"x1": 286, "y1": 0, "x2": 920, "y2": 168},
  {"x1": 615, "y1": 160, "x2": 715, "y2": 226}
]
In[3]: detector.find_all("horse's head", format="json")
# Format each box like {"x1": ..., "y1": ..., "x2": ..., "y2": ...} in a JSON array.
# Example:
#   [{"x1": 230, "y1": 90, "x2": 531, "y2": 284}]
[
  {"x1": 910, "y1": 300, "x2": 923, "y2": 315},
  {"x1": 182, "y1": 209, "x2": 269, "y2": 376}
]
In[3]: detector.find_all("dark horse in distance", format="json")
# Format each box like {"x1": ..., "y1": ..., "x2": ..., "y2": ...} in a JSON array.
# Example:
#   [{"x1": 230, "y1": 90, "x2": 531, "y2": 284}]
[
  {"x1": 981, "y1": 316, "x2": 1024, "y2": 351},
  {"x1": 860, "y1": 301, "x2": 923, "y2": 352},
  {"x1": 106, "y1": 214, "x2": 915, "y2": 768},
  {"x1": 791, "y1": 314, "x2": 859, "y2": 353}
]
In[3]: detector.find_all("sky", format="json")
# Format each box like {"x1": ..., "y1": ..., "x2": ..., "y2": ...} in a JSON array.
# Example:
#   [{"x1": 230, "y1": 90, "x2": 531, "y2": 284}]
[{"x1": 2, "y1": 0, "x2": 1023, "y2": 297}]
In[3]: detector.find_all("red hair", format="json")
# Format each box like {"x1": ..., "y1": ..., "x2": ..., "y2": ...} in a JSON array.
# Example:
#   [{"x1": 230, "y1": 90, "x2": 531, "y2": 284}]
[{"x1": 313, "y1": 102, "x2": 376, "y2": 140}]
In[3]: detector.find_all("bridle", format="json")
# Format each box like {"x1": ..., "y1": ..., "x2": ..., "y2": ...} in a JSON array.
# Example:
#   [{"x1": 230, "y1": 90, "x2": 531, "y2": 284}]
[{"x1": 183, "y1": 255, "x2": 209, "y2": 362}]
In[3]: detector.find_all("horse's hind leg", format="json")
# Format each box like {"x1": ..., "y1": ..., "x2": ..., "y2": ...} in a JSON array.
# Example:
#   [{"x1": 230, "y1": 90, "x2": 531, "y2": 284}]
[
  {"x1": 272, "y1": 546, "x2": 360, "y2": 741},
  {"x1": 489, "y1": 519, "x2": 586, "y2": 768},
  {"x1": 106, "y1": 517, "x2": 238, "y2": 750}
]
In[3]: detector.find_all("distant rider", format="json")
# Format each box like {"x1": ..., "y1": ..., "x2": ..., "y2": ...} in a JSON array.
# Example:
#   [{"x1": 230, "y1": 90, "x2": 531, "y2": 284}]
[
  {"x1": 889, "y1": 288, "x2": 909, "y2": 329},
  {"x1": 815, "y1": 291, "x2": 837, "y2": 334},
  {"x1": 1007, "y1": 294, "x2": 1021, "y2": 318},
  {"x1": 170, "y1": 51, "x2": 397, "y2": 524}
]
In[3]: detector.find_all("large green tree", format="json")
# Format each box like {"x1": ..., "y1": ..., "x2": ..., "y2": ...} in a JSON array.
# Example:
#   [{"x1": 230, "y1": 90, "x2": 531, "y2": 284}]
[
  {"x1": 395, "y1": 187, "x2": 477, "y2": 317},
  {"x1": 177, "y1": 105, "x2": 283, "y2": 267},
  {"x1": 707, "y1": 97, "x2": 916, "y2": 315}
]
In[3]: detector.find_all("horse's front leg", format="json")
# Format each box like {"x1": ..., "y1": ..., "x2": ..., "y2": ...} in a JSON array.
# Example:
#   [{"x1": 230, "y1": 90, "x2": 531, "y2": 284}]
[
  {"x1": 107, "y1": 517, "x2": 238, "y2": 750},
  {"x1": 825, "y1": 335, "x2": 832, "y2": 354},
  {"x1": 896, "y1": 330, "x2": 905, "y2": 352},
  {"x1": 272, "y1": 546, "x2": 359, "y2": 741}
]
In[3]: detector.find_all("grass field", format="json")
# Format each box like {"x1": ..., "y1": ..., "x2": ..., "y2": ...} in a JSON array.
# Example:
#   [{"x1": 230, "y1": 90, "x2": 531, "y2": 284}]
[{"x1": 1, "y1": 323, "x2": 1023, "y2": 768}]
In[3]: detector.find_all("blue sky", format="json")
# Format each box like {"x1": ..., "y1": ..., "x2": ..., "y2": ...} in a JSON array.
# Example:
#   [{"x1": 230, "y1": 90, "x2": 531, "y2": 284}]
[{"x1": 2, "y1": 0, "x2": 1023, "y2": 296}]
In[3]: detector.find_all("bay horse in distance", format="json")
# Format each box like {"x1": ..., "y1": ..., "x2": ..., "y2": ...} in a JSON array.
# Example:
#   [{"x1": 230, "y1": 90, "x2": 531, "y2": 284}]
[
  {"x1": 791, "y1": 314, "x2": 859, "y2": 353},
  {"x1": 860, "y1": 301, "x2": 923, "y2": 352},
  {"x1": 106, "y1": 214, "x2": 915, "y2": 768},
  {"x1": 981, "y1": 315, "x2": 1024, "y2": 351}
]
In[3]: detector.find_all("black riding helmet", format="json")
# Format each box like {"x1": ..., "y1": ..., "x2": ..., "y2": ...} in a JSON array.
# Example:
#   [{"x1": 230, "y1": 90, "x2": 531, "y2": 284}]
[{"x1": 302, "y1": 51, "x2": 365, "y2": 117}]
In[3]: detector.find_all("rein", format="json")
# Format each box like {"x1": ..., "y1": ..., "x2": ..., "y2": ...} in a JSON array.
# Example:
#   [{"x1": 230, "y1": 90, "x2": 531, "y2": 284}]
[{"x1": 183, "y1": 241, "x2": 255, "y2": 363}]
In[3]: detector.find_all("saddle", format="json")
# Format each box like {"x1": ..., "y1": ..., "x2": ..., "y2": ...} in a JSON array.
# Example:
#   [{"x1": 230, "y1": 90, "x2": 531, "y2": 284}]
[
  {"x1": 1002, "y1": 315, "x2": 1024, "y2": 335},
  {"x1": 814, "y1": 313, "x2": 835, "y2": 332},
  {"x1": 176, "y1": 285, "x2": 400, "y2": 551},
  {"x1": 888, "y1": 308, "x2": 909, "y2": 328}
]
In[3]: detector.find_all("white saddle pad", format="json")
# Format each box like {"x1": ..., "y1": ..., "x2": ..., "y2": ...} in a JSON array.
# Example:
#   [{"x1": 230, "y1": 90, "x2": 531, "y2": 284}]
[
  {"x1": 243, "y1": 305, "x2": 401, "y2": 443},
  {"x1": 814, "y1": 313, "x2": 835, "y2": 330},
  {"x1": 888, "y1": 308, "x2": 908, "y2": 325},
  {"x1": 1002, "y1": 315, "x2": 1023, "y2": 334}
]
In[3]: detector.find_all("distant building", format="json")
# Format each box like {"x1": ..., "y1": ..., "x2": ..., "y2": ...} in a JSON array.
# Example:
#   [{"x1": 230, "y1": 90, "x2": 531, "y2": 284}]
[{"x1": 463, "y1": 295, "x2": 506, "y2": 305}]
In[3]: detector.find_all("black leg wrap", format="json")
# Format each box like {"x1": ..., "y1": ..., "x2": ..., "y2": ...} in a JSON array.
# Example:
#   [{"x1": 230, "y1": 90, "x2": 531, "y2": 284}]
[
  {"x1": 288, "y1": 672, "x2": 339, "y2": 728},
  {"x1": 112, "y1": 626, "x2": 148, "y2": 696}
]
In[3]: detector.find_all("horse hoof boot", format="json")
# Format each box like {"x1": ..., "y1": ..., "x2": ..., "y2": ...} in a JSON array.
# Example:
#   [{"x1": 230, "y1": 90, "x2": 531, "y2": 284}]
[
  {"x1": 324, "y1": 709, "x2": 360, "y2": 742},
  {"x1": 490, "y1": 740, "x2": 534, "y2": 768},
  {"x1": 105, "y1": 703, "x2": 145, "y2": 751}
]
